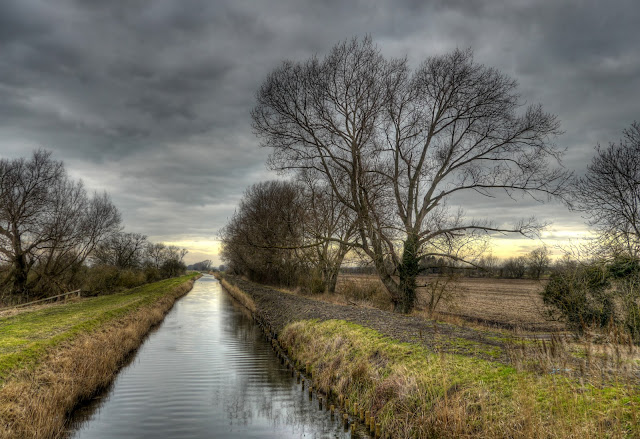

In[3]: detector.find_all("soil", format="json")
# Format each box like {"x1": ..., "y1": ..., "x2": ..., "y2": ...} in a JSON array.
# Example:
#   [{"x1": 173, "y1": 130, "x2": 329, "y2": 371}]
[
  {"x1": 337, "y1": 274, "x2": 563, "y2": 332},
  {"x1": 223, "y1": 276, "x2": 512, "y2": 363}
]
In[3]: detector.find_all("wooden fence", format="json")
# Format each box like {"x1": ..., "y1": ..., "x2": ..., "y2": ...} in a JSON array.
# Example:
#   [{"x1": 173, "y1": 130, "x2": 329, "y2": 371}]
[{"x1": 0, "y1": 289, "x2": 82, "y2": 312}]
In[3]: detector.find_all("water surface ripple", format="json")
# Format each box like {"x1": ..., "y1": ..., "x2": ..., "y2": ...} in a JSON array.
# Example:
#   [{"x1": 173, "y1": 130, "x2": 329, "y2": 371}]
[{"x1": 69, "y1": 275, "x2": 350, "y2": 438}]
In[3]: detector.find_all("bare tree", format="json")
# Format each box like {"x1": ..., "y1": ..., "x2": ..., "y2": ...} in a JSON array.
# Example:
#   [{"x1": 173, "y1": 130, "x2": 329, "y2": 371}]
[
  {"x1": 502, "y1": 256, "x2": 528, "y2": 279},
  {"x1": 92, "y1": 232, "x2": 148, "y2": 269},
  {"x1": 140, "y1": 241, "x2": 187, "y2": 278},
  {"x1": 526, "y1": 245, "x2": 550, "y2": 279},
  {"x1": 572, "y1": 122, "x2": 640, "y2": 257},
  {"x1": 159, "y1": 245, "x2": 188, "y2": 278},
  {"x1": 145, "y1": 242, "x2": 167, "y2": 270},
  {"x1": 253, "y1": 38, "x2": 569, "y2": 312},
  {"x1": 477, "y1": 253, "x2": 501, "y2": 277},
  {"x1": 297, "y1": 173, "x2": 357, "y2": 292},
  {"x1": 220, "y1": 181, "x2": 307, "y2": 286},
  {"x1": 0, "y1": 150, "x2": 120, "y2": 298}
]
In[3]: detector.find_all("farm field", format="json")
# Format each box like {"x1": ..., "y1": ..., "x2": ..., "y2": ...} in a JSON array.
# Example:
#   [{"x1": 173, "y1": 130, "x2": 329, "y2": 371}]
[{"x1": 336, "y1": 274, "x2": 563, "y2": 333}]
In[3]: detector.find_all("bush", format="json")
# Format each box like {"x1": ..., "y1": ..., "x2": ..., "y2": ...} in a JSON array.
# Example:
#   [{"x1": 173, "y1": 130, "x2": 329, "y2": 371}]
[
  {"x1": 542, "y1": 257, "x2": 640, "y2": 340},
  {"x1": 160, "y1": 259, "x2": 187, "y2": 279},
  {"x1": 304, "y1": 272, "x2": 326, "y2": 295},
  {"x1": 419, "y1": 274, "x2": 461, "y2": 314},
  {"x1": 143, "y1": 266, "x2": 162, "y2": 283},
  {"x1": 542, "y1": 263, "x2": 612, "y2": 331},
  {"x1": 83, "y1": 265, "x2": 146, "y2": 295},
  {"x1": 82, "y1": 265, "x2": 121, "y2": 295},
  {"x1": 117, "y1": 269, "x2": 146, "y2": 289},
  {"x1": 338, "y1": 278, "x2": 389, "y2": 308}
]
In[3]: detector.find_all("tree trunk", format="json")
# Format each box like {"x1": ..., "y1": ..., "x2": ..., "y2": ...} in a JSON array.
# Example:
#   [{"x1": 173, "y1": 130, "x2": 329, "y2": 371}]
[
  {"x1": 395, "y1": 234, "x2": 420, "y2": 313},
  {"x1": 369, "y1": 234, "x2": 420, "y2": 314},
  {"x1": 12, "y1": 252, "x2": 29, "y2": 299},
  {"x1": 326, "y1": 267, "x2": 339, "y2": 293}
]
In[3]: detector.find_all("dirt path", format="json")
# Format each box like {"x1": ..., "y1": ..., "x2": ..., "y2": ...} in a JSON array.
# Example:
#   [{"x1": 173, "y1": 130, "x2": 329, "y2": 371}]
[{"x1": 224, "y1": 276, "x2": 511, "y2": 363}]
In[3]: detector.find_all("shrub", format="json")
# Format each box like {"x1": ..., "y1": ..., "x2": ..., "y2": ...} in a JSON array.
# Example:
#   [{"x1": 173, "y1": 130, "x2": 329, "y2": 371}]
[
  {"x1": 338, "y1": 278, "x2": 389, "y2": 308},
  {"x1": 82, "y1": 265, "x2": 121, "y2": 295},
  {"x1": 542, "y1": 257, "x2": 640, "y2": 340},
  {"x1": 143, "y1": 266, "x2": 162, "y2": 283},
  {"x1": 117, "y1": 269, "x2": 146, "y2": 289},
  {"x1": 306, "y1": 272, "x2": 326, "y2": 295},
  {"x1": 418, "y1": 274, "x2": 461, "y2": 314},
  {"x1": 542, "y1": 263, "x2": 612, "y2": 331}
]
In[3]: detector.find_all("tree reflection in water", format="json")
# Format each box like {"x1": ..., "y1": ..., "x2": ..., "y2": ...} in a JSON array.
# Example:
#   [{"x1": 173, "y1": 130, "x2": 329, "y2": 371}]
[{"x1": 68, "y1": 275, "x2": 352, "y2": 439}]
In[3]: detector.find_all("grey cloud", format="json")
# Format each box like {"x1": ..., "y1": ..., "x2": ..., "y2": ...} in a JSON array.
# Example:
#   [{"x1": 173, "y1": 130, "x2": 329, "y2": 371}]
[{"x1": 0, "y1": 0, "x2": 639, "y2": 260}]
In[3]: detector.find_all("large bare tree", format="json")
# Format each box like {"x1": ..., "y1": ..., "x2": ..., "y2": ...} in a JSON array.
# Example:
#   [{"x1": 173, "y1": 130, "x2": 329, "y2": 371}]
[
  {"x1": 253, "y1": 38, "x2": 569, "y2": 312},
  {"x1": 572, "y1": 122, "x2": 640, "y2": 257},
  {"x1": 0, "y1": 150, "x2": 121, "y2": 298}
]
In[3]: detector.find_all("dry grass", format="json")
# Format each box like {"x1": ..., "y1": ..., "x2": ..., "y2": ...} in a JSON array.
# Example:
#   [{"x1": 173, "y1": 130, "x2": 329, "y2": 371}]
[
  {"x1": 0, "y1": 297, "x2": 83, "y2": 319},
  {"x1": 506, "y1": 324, "x2": 640, "y2": 382},
  {"x1": 336, "y1": 274, "x2": 562, "y2": 332},
  {"x1": 220, "y1": 278, "x2": 256, "y2": 313},
  {"x1": 281, "y1": 319, "x2": 640, "y2": 438},
  {"x1": 224, "y1": 274, "x2": 640, "y2": 437},
  {"x1": 0, "y1": 275, "x2": 197, "y2": 439},
  {"x1": 276, "y1": 274, "x2": 392, "y2": 309}
]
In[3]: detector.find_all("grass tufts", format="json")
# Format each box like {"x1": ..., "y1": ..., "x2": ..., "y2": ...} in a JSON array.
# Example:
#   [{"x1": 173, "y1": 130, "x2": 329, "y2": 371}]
[
  {"x1": 220, "y1": 278, "x2": 256, "y2": 313},
  {"x1": 280, "y1": 319, "x2": 640, "y2": 438}
]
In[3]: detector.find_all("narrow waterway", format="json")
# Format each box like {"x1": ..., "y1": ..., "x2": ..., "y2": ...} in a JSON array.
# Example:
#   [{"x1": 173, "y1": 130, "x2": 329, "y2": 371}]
[{"x1": 68, "y1": 275, "x2": 352, "y2": 438}]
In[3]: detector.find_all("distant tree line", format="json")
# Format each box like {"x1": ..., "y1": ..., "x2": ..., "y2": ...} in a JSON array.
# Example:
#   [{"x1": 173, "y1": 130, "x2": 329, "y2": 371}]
[
  {"x1": 0, "y1": 150, "x2": 187, "y2": 305},
  {"x1": 187, "y1": 260, "x2": 212, "y2": 272},
  {"x1": 411, "y1": 246, "x2": 551, "y2": 280}
]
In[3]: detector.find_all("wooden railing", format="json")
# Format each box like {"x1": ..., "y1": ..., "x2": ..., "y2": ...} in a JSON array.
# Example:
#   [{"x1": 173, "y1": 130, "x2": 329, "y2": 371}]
[{"x1": 0, "y1": 289, "x2": 82, "y2": 312}]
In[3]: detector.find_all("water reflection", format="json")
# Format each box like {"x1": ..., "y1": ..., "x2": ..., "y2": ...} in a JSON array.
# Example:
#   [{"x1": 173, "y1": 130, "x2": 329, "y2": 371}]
[{"x1": 68, "y1": 275, "x2": 351, "y2": 438}]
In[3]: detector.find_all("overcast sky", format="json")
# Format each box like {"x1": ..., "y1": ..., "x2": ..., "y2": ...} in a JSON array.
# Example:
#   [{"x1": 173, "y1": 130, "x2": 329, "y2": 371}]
[{"x1": 1, "y1": 0, "x2": 638, "y2": 264}]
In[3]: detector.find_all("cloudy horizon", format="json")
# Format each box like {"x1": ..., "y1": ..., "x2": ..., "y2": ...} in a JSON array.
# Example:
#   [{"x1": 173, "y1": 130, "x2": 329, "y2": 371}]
[{"x1": 1, "y1": 0, "x2": 638, "y2": 265}]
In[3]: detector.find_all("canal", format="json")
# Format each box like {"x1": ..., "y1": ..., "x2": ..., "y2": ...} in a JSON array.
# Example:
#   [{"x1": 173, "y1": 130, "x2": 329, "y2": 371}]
[{"x1": 68, "y1": 274, "x2": 352, "y2": 438}]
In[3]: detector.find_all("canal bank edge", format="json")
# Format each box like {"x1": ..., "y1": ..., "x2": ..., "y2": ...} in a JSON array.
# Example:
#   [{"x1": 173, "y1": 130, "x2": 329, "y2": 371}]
[
  {"x1": 0, "y1": 274, "x2": 201, "y2": 439},
  {"x1": 218, "y1": 274, "x2": 640, "y2": 439}
]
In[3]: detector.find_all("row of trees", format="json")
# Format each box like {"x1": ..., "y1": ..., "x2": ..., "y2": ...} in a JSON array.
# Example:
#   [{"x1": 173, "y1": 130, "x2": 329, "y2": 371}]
[
  {"x1": 224, "y1": 38, "x2": 569, "y2": 312},
  {"x1": 493, "y1": 247, "x2": 550, "y2": 280},
  {"x1": 0, "y1": 150, "x2": 120, "y2": 299},
  {"x1": 91, "y1": 232, "x2": 188, "y2": 280},
  {"x1": 220, "y1": 179, "x2": 354, "y2": 293},
  {"x1": 0, "y1": 150, "x2": 187, "y2": 303},
  {"x1": 187, "y1": 260, "x2": 213, "y2": 272},
  {"x1": 223, "y1": 37, "x2": 639, "y2": 328}
]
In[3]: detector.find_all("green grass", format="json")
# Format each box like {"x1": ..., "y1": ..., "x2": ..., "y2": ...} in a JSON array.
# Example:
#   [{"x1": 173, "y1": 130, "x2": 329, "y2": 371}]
[
  {"x1": 0, "y1": 274, "x2": 197, "y2": 384},
  {"x1": 281, "y1": 319, "x2": 640, "y2": 438}
]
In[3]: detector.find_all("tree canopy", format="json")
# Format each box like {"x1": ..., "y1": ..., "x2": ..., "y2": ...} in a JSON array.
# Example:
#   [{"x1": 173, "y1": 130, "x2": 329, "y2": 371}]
[{"x1": 252, "y1": 37, "x2": 569, "y2": 312}]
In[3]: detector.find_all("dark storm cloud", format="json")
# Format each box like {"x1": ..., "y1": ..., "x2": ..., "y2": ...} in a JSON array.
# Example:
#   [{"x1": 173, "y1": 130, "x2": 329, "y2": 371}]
[{"x1": 0, "y1": 0, "x2": 638, "y2": 261}]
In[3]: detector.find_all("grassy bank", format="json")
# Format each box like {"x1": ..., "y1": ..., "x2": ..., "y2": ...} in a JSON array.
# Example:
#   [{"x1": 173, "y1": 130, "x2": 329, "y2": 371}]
[
  {"x1": 280, "y1": 319, "x2": 640, "y2": 438},
  {"x1": 0, "y1": 274, "x2": 199, "y2": 439},
  {"x1": 220, "y1": 277, "x2": 256, "y2": 313},
  {"x1": 217, "y1": 276, "x2": 640, "y2": 438}
]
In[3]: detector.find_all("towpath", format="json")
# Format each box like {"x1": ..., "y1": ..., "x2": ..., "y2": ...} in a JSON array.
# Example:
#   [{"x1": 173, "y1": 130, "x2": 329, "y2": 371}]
[{"x1": 223, "y1": 276, "x2": 511, "y2": 363}]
